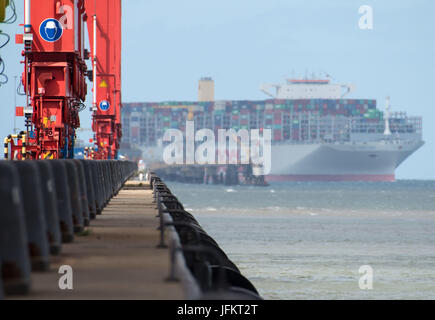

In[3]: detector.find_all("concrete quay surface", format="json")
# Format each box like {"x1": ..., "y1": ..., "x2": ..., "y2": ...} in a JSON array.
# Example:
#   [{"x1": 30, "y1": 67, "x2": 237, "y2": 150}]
[{"x1": 9, "y1": 182, "x2": 184, "y2": 300}]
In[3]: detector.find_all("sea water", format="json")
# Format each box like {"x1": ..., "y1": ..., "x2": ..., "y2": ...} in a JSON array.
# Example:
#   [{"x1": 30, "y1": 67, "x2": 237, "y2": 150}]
[{"x1": 165, "y1": 180, "x2": 435, "y2": 299}]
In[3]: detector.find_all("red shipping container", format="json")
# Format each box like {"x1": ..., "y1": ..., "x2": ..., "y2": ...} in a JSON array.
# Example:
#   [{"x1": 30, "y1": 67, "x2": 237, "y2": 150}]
[{"x1": 274, "y1": 131, "x2": 282, "y2": 141}]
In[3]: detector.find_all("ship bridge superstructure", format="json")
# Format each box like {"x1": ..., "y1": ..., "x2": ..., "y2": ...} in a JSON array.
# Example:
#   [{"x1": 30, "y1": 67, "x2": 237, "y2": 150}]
[{"x1": 260, "y1": 78, "x2": 355, "y2": 100}]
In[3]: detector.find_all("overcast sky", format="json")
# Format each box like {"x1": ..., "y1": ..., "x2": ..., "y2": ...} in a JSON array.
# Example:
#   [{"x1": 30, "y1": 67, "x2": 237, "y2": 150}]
[{"x1": 0, "y1": 0, "x2": 433, "y2": 179}]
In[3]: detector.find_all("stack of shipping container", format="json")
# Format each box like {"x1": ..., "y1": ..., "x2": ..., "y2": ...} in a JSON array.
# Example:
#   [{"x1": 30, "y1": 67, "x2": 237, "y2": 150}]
[{"x1": 122, "y1": 99, "x2": 420, "y2": 146}]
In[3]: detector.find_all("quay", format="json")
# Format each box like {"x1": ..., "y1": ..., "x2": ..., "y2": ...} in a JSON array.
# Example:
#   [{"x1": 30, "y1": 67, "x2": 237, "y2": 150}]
[
  {"x1": 0, "y1": 160, "x2": 261, "y2": 300},
  {"x1": 9, "y1": 183, "x2": 184, "y2": 300},
  {"x1": 152, "y1": 164, "x2": 268, "y2": 186}
]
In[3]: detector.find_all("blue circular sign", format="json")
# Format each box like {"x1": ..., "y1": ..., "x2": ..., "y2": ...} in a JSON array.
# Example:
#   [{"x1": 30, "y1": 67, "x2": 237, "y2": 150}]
[
  {"x1": 39, "y1": 18, "x2": 63, "y2": 42},
  {"x1": 99, "y1": 100, "x2": 110, "y2": 111}
]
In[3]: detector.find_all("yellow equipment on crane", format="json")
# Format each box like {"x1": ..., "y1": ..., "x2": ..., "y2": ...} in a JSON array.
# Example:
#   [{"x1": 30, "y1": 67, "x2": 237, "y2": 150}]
[{"x1": 0, "y1": 0, "x2": 10, "y2": 23}]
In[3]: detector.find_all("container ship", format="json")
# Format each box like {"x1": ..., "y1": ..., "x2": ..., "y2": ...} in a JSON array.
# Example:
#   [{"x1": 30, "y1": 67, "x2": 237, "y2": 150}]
[{"x1": 121, "y1": 77, "x2": 424, "y2": 182}]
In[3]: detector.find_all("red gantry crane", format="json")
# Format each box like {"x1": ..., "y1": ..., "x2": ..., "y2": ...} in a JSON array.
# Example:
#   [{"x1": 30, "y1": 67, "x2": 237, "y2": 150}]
[
  {"x1": 85, "y1": 0, "x2": 122, "y2": 160},
  {"x1": 4, "y1": 0, "x2": 122, "y2": 160}
]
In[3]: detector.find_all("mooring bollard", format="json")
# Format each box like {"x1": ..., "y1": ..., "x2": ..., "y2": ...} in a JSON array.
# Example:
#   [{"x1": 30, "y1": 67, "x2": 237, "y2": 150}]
[
  {"x1": 72, "y1": 160, "x2": 90, "y2": 227},
  {"x1": 64, "y1": 160, "x2": 85, "y2": 233},
  {"x1": 98, "y1": 161, "x2": 109, "y2": 209},
  {"x1": 80, "y1": 160, "x2": 97, "y2": 219},
  {"x1": 50, "y1": 160, "x2": 75, "y2": 243},
  {"x1": 0, "y1": 263, "x2": 4, "y2": 300},
  {"x1": 109, "y1": 161, "x2": 118, "y2": 195},
  {"x1": 34, "y1": 161, "x2": 62, "y2": 256},
  {"x1": 91, "y1": 161, "x2": 104, "y2": 215},
  {"x1": 0, "y1": 162, "x2": 32, "y2": 295},
  {"x1": 103, "y1": 161, "x2": 113, "y2": 202},
  {"x1": 12, "y1": 161, "x2": 51, "y2": 272},
  {"x1": 100, "y1": 161, "x2": 109, "y2": 209}
]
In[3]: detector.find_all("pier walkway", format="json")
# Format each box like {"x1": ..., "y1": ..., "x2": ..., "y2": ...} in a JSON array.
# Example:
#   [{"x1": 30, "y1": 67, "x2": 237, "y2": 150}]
[{"x1": 9, "y1": 182, "x2": 184, "y2": 300}]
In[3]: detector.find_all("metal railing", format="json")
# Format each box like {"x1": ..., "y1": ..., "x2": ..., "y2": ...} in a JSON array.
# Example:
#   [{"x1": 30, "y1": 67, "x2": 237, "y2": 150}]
[{"x1": 150, "y1": 172, "x2": 262, "y2": 300}]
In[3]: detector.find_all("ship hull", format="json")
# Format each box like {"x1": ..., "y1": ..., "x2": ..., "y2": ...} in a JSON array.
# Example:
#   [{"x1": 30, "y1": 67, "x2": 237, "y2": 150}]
[
  {"x1": 267, "y1": 141, "x2": 424, "y2": 182},
  {"x1": 266, "y1": 174, "x2": 396, "y2": 182},
  {"x1": 134, "y1": 140, "x2": 424, "y2": 182}
]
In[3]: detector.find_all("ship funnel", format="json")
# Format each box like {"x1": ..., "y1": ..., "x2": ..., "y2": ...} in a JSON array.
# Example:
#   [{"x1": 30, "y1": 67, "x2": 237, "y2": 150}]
[
  {"x1": 384, "y1": 96, "x2": 392, "y2": 136},
  {"x1": 198, "y1": 77, "x2": 215, "y2": 102}
]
